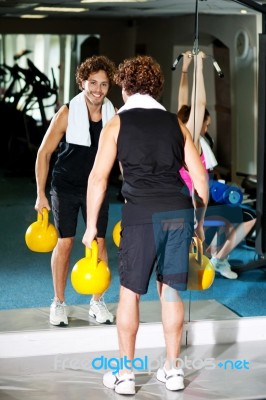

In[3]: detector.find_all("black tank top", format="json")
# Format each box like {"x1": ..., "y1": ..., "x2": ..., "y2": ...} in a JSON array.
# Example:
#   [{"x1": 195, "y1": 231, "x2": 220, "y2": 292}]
[
  {"x1": 51, "y1": 119, "x2": 102, "y2": 194},
  {"x1": 117, "y1": 108, "x2": 193, "y2": 225}
]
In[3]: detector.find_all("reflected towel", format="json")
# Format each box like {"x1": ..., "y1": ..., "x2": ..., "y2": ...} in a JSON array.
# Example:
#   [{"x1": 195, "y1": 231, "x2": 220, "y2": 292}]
[
  {"x1": 200, "y1": 136, "x2": 218, "y2": 170},
  {"x1": 66, "y1": 92, "x2": 115, "y2": 147}
]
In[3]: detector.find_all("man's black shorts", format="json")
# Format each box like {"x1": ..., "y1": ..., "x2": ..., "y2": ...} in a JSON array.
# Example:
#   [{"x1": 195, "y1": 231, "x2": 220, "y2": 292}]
[
  {"x1": 118, "y1": 214, "x2": 194, "y2": 294},
  {"x1": 50, "y1": 189, "x2": 109, "y2": 238}
]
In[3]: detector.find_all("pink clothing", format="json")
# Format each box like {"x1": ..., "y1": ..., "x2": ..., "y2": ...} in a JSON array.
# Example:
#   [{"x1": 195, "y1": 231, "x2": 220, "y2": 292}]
[{"x1": 179, "y1": 153, "x2": 207, "y2": 195}]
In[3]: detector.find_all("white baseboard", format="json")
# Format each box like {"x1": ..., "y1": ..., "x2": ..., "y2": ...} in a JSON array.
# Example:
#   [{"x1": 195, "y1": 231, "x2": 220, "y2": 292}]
[
  {"x1": 1, "y1": 317, "x2": 266, "y2": 358},
  {"x1": 187, "y1": 317, "x2": 266, "y2": 345}
]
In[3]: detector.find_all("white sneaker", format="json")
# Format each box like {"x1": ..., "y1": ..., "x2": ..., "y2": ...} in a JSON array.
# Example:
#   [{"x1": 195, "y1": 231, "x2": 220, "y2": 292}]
[
  {"x1": 157, "y1": 367, "x2": 184, "y2": 391},
  {"x1": 49, "y1": 300, "x2": 68, "y2": 326},
  {"x1": 89, "y1": 298, "x2": 114, "y2": 324},
  {"x1": 103, "y1": 371, "x2": 135, "y2": 395},
  {"x1": 210, "y1": 257, "x2": 238, "y2": 279}
]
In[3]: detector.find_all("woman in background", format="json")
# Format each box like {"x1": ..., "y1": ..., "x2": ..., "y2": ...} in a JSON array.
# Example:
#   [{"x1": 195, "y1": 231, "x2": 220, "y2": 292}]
[{"x1": 177, "y1": 51, "x2": 256, "y2": 280}]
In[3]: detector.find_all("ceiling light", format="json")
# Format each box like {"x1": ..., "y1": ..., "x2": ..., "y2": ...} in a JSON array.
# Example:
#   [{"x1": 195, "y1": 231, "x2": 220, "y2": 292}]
[
  {"x1": 81, "y1": 0, "x2": 149, "y2": 3},
  {"x1": 240, "y1": 9, "x2": 248, "y2": 14},
  {"x1": 17, "y1": 3, "x2": 39, "y2": 9},
  {"x1": 20, "y1": 14, "x2": 47, "y2": 19},
  {"x1": 34, "y1": 7, "x2": 88, "y2": 13}
]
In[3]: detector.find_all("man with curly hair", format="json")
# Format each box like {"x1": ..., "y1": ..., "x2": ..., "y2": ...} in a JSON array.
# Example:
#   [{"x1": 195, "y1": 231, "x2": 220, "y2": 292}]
[
  {"x1": 35, "y1": 55, "x2": 116, "y2": 326},
  {"x1": 83, "y1": 55, "x2": 209, "y2": 394}
]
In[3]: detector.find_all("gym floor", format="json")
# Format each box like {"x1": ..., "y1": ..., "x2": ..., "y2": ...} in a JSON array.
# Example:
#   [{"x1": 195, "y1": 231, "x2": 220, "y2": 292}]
[
  {"x1": 0, "y1": 301, "x2": 266, "y2": 399},
  {"x1": 1, "y1": 342, "x2": 266, "y2": 400}
]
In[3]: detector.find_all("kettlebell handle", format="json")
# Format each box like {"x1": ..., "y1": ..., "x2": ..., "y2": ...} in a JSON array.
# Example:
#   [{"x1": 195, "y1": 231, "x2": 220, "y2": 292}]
[
  {"x1": 191, "y1": 236, "x2": 203, "y2": 266},
  {"x1": 37, "y1": 207, "x2": 49, "y2": 229},
  {"x1": 85, "y1": 240, "x2": 99, "y2": 269}
]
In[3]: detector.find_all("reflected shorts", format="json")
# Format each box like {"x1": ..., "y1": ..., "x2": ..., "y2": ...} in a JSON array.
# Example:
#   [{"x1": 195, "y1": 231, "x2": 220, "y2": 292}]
[
  {"x1": 50, "y1": 189, "x2": 109, "y2": 238},
  {"x1": 118, "y1": 216, "x2": 193, "y2": 294}
]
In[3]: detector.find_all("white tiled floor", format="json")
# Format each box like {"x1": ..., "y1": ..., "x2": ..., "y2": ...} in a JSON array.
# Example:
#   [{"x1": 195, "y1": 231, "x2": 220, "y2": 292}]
[
  {"x1": 0, "y1": 301, "x2": 266, "y2": 400},
  {"x1": 1, "y1": 341, "x2": 266, "y2": 400}
]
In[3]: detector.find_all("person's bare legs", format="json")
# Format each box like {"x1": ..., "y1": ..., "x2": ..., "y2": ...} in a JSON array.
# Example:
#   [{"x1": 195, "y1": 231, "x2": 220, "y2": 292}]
[
  {"x1": 206, "y1": 219, "x2": 256, "y2": 259},
  {"x1": 116, "y1": 286, "x2": 140, "y2": 373},
  {"x1": 157, "y1": 282, "x2": 184, "y2": 369},
  {"x1": 102, "y1": 286, "x2": 137, "y2": 394},
  {"x1": 51, "y1": 237, "x2": 74, "y2": 302},
  {"x1": 214, "y1": 219, "x2": 256, "y2": 259},
  {"x1": 205, "y1": 219, "x2": 256, "y2": 279},
  {"x1": 116, "y1": 283, "x2": 184, "y2": 369}
]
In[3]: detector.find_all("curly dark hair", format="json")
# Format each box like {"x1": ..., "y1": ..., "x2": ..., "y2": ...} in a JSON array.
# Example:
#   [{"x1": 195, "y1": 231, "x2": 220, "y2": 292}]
[
  {"x1": 76, "y1": 55, "x2": 116, "y2": 90},
  {"x1": 178, "y1": 105, "x2": 210, "y2": 123},
  {"x1": 114, "y1": 55, "x2": 164, "y2": 100}
]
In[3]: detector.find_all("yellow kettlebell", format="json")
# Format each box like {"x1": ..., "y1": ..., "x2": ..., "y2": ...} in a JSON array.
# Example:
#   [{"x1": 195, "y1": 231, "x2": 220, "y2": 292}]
[
  {"x1": 112, "y1": 220, "x2": 121, "y2": 247},
  {"x1": 25, "y1": 208, "x2": 58, "y2": 252},
  {"x1": 187, "y1": 236, "x2": 215, "y2": 290},
  {"x1": 71, "y1": 240, "x2": 111, "y2": 295}
]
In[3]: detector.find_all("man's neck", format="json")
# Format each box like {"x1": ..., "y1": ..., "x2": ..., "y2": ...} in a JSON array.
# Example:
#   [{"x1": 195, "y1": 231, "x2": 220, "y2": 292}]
[{"x1": 85, "y1": 98, "x2": 103, "y2": 122}]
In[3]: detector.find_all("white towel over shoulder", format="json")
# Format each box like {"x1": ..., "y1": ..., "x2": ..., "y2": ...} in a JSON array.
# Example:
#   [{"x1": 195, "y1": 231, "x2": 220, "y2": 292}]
[
  {"x1": 118, "y1": 93, "x2": 166, "y2": 113},
  {"x1": 66, "y1": 92, "x2": 115, "y2": 147}
]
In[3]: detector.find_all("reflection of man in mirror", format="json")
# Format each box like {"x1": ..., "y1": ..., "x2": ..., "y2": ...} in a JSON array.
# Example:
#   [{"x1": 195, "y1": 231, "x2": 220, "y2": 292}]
[{"x1": 34, "y1": 55, "x2": 116, "y2": 327}]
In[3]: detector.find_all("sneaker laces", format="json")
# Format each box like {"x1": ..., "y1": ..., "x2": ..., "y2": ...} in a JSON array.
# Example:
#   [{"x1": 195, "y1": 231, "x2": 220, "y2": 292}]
[
  {"x1": 211, "y1": 257, "x2": 230, "y2": 270},
  {"x1": 91, "y1": 298, "x2": 111, "y2": 315},
  {"x1": 212, "y1": 258, "x2": 237, "y2": 279},
  {"x1": 53, "y1": 301, "x2": 66, "y2": 316},
  {"x1": 164, "y1": 367, "x2": 184, "y2": 378},
  {"x1": 217, "y1": 258, "x2": 231, "y2": 270},
  {"x1": 220, "y1": 264, "x2": 232, "y2": 272}
]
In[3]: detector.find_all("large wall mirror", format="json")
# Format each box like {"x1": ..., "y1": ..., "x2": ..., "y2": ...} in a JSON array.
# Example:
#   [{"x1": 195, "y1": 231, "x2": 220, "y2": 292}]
[{"x1": 0, "y1": 1, "x2": 265, "y2": 325}]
